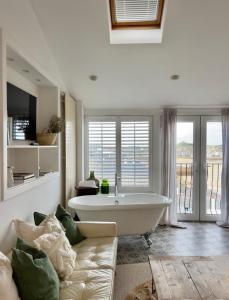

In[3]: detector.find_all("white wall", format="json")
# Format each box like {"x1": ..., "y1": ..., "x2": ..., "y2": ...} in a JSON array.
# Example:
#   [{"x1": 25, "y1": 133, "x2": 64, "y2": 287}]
[
  {"x1": 0, "y1": 68, "x2": 62, "y2": 253},
  {"x1": 7, "y1": 66, "x2": 39, "y2": 97},
  {"x1": 0, "y1": 0, "x2": 63, "y2": 88},
  {"x1": 76, "y1": 100, "x2": 85, "y2": 183},
  {"x1": 0, "y1": 1, "x2": 63, "y2": 252},
  {"x1": 0, "y1": 176, "x2": 61, "y2": 253}
]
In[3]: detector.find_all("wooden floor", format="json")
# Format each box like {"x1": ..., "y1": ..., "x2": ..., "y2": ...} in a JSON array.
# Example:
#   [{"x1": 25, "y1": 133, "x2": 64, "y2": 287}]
[{"x1": 149, "y1": 255, "x2": 229, "y2": 300}]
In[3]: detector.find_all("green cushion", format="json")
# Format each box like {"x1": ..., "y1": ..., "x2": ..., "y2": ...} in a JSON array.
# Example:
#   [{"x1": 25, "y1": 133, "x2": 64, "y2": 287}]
[
  {"x1": 34, "y1": 204, "x2": 85, "y2": 245},
  {"x1": 34, "y1": 211, "x2": 46, "y2": 225},
  {"x1": 12, "y1": 239, "x2": 59, "y2": 300}
]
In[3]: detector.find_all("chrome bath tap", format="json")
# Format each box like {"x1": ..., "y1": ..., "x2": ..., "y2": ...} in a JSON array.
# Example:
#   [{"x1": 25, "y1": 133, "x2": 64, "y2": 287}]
[{"x1": 115, "y1": 173, "x2": 119, "y2": 196}]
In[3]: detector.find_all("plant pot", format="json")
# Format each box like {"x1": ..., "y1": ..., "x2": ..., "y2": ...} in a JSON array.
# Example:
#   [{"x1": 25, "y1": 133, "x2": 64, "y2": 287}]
[{"x1": 37, "y1": 133, "x2": 57, "y2": 145}]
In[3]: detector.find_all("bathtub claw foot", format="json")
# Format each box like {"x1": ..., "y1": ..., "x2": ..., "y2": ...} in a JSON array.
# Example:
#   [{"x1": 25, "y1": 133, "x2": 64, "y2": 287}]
[{"x1": 143, "y1": 233, "x2": 153, "y2": 248}]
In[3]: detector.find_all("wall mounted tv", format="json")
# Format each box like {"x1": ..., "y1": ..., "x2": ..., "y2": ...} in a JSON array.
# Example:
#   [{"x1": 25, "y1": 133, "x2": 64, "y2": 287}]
[{"x1": 7, "y1": 82, "x2": 37, "y2": 141}]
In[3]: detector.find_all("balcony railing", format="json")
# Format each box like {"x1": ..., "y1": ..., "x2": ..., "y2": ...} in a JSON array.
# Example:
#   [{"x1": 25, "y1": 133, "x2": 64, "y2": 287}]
[{"x1": 176, "y1": 162, "x2": 222, "y2": 215}]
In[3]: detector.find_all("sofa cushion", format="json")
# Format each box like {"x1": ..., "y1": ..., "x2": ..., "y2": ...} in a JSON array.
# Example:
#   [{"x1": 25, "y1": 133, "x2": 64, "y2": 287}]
[
  {"x1": 34, "y1": 230, "x2": 76, "y2": 281},
  {"x1": 12, "y1": 239, "x2": 59, "y2": 300},
  {"x1": 14, "y1": 215, "x2": 76, "y2": 281},
  {"x1": 34, "y1": 205, "x2": 85, "y2": 245},
  {"x1": 13, "y1": 219, "x2": 45, "y2": 243},
  {"x1": 72, "y1": 237, "x2": 117, "y2": 271},
  {"x1": 60, "y1": 269, "x2": 114, "y2": 300},
  {"x1": 0, "y1": 251, "x2": 20, "y2": 300},
  {"x1": 13, "y1": 214, "x2": 63, "y2": 243}
]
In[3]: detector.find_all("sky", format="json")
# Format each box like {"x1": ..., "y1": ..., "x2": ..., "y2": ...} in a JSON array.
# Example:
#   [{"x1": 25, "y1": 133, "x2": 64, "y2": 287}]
[{"x1": 177, "y1": 122, "x2": 222, "y2": 146}]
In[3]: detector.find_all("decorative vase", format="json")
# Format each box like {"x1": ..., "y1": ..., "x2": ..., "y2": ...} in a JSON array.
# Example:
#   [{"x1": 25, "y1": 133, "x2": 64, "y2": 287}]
[
  {"x1": 36, "y1": 133, "x2": 57, "y2": 145},
  {"x1": 101, "y1": 179, "x2": 109, "y2": 194},
  {"x1": 87, "y1": 171, "x2": 100, "y2": 188}
]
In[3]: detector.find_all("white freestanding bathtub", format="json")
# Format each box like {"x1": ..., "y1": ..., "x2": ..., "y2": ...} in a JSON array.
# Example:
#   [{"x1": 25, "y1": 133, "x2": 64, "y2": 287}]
[{"x1": 68, "y1": 193, "x2": 171, "y2": 246}]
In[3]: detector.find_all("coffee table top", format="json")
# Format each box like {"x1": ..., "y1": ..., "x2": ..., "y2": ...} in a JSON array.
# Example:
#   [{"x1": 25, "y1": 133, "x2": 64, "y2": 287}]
[{"x1": 149, "y1": 255, "x2": 229, "y2": 300}]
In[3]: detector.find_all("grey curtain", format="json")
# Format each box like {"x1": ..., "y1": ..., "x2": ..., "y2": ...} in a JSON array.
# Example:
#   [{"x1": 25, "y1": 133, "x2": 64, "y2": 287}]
[
  {"x1": 218, "y1": 108, "x2": 229, "y2": 227},
  {"x1": 161, "y1": 108, "x2": 178, "y2": 225}
]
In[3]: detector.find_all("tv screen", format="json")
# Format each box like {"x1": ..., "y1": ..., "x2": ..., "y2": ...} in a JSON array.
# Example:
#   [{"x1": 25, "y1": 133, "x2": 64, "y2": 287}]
[{"x1": 7, "y1": 82, "x2": 37, "y2": 140}]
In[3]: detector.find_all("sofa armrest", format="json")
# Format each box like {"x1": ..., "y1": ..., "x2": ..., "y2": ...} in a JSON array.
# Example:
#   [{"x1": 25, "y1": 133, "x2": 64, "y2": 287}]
[{"x1": 76, "y1": 221, "x2": 117, "y2": 238}]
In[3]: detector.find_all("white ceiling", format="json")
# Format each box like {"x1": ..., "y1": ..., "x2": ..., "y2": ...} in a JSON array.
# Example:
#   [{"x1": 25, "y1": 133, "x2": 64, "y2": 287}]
[{"x1": 30, "y1": 0, "x2": 229, "y2": 109}]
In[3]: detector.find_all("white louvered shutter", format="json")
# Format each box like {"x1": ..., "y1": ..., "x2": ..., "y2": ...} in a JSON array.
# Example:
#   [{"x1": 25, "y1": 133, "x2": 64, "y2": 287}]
[
  {"x1": 12, "y1": 118, "x2": 30, "y2": 140},
  {"x1": 121, "y1": 120, "x2": 150, "y2": 187},
  {"x1": 114, "y1": 0, "x2": 160, "y2": 22},
  {"x1": 88, "y1": 121, "x2": 116, "y2": 184}
]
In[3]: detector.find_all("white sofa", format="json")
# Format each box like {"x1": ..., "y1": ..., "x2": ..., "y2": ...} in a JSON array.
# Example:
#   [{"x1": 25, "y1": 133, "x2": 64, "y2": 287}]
[{"x1": 60, "y1": 221, "x2": 118, "y2": 300}]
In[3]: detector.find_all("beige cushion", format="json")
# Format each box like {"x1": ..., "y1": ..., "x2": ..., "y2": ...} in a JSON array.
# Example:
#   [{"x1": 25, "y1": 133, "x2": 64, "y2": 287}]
[
  {"x1": 60, "y1": 269, "x2": 114, "y2": 300},
  {"x1": 0, "y1": 252, "x2": 20, "y2": 300},
  {"x1": 73, "y1": 237, "x2": 117, "y2": 271},
  {"x1": 13, "y1": 214, "x2": 63, "y2": 243},
  {"x1": 34, "y1": 230, "x2": 76, "y2": 281},
  {"x1": 40, "y1": 214, "x2": 65, "y2": 233},
  {"x1": 13, "y1": 219, "x2": 44, "y2": 242}
]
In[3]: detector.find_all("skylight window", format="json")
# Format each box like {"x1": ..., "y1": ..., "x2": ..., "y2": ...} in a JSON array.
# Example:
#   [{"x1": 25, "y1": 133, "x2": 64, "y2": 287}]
[{"x1": 109, "y1": 0, "x2": 164, "y2": 29}]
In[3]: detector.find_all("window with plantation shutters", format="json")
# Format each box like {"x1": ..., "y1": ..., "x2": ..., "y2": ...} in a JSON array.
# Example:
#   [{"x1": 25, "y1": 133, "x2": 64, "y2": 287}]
[
  {"x1": 88, "y1": 121, "x2": 116, "y2": 185},
  {"x1": 86, "y1": 117, "x2": 152, "y2": 191},
  {"x1": 12, "y1": 118, "x2": 30, "y2": 140},
  {"x1": 109, "y1": 0, "x2": 164, "y2": 29},
  {"x1": 121, "y1": 120, "x2": 150, "y2": 187}
]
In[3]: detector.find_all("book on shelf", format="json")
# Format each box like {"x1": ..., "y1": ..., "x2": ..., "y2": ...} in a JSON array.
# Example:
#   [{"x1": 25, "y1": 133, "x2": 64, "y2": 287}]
[
  {"x1": 39, "y1": 171, "x2": 53, "y2": 177},
  {"x1": 14, "y1": 177, "x2": 36, "y2": 185},
  {"x1": 13, "y1": 173, "x2": 35, "y2": 180}
]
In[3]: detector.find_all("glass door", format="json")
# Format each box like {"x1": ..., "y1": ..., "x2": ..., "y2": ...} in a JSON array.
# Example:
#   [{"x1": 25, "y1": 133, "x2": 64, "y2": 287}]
[
  {"x1": 176, "y1": 116, "x2": 200, "y2": 221},
  {"x1": 200, "y1": 116, "x2": 222, "y2": 221},
  {"x1": 176, "y1": 116, "x2": 222, "y2": 222}
]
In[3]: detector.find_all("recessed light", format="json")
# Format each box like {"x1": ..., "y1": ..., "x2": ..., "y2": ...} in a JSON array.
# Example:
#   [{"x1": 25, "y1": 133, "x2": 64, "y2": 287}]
[
  {"x1": 89, "y1": 75, "x2": 98, "y2": 81},
  {"x1": 171, "y1": 74, "x2": 180, "y2": 80},
  {"x1": 7, "y1": 57, "x2": 14, "y2": 62},
  {"x1": 22, "y1": 69, "x2": 30, "y2": 73}
]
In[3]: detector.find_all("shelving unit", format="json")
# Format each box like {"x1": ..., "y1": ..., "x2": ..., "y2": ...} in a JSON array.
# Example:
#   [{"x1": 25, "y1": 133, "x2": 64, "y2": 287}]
[
  {"x1": 6, "y1": 172, "x2": 59, "y2": 199},
  {"x1": 8, "y1": 146, "x2": 59, "y2": 178},
  {"x1": 0, "y1": 30, "x2": 61, "y2": 200},
  {"x1": 7, "y1": 145, "x2": 58, "y2": 149}
]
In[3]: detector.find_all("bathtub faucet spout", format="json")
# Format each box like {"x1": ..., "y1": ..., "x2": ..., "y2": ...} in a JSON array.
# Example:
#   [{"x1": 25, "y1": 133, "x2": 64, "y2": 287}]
[{"x1": 115, "y1": 173, "x2": 120, "y2": 196}]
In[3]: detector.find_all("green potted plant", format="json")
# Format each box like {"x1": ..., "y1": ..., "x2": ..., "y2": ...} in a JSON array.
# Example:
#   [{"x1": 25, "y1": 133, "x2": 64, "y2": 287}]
[{"x1": 37, "y1": 115, "x2": 64, "y2": 145}]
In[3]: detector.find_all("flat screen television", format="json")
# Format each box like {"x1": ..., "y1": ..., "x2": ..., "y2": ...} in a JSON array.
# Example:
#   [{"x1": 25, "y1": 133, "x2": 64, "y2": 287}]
[{"x1": 7, "y1": 82, "x2": 37, "y2": 140}]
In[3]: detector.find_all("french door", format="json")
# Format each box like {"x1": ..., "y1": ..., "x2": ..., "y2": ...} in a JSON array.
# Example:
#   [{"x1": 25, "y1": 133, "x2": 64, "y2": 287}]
[{"x1": 176, "y1": 116, "x2": 222, "y2": 221}]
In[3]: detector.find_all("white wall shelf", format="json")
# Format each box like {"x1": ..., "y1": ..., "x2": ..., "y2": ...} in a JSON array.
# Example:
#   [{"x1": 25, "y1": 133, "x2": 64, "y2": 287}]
[
  {"x1": 5, "y1": 172, "x2": 59, "y2": 200},
  {"x1": 0, "y1": 30, "x2": 61, "y2": 201},
  {"x1": 7, "y1": 145, "x2": 58, "y2": 149}
]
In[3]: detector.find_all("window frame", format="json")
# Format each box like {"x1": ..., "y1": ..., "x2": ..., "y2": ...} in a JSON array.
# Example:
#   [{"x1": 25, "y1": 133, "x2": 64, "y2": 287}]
[
  {"x1": 85, "y1": 115, "x2": 153, "y2": 193},
  {"x1": 109, "y1": 0, "x2": 165, "y2": 30}
]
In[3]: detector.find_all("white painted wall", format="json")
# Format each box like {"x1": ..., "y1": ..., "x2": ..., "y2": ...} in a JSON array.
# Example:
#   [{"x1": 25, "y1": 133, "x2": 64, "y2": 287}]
[
  {"x1": 0, "y1": 176, "x2": 61, "y2": 253},
  {"x1": 0, "y1": 1, "x2": 63, "y2": 252},
  {"x1": 0, "y1": 0, "x2": 63, "y2": 88},
  {"x1": 7, "y1": 66, "x2": 39, "y2": 97},
  {"x1": 0, "y1": 78, "x2": 61, "y2": 253},
  {"x1": 76, "y1": 100, "x2": 85, "y2": 183}
]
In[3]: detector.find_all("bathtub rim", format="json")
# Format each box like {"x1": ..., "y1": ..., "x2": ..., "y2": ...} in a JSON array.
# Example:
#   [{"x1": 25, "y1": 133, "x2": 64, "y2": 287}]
[{"x1": 68, "y1": 193, "x2": 172, "y2": 211}]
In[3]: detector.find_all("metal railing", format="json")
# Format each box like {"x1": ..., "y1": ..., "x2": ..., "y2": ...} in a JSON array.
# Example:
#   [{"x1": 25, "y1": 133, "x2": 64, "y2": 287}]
[{"x1": 176, "y1": 162, "x2": 222, "y2": 215}]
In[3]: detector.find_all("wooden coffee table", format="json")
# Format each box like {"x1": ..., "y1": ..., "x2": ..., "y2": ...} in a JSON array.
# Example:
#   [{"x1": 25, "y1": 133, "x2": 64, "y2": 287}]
[{"x1": 149, "y1": 255, "x2": 229, "y2": 299}]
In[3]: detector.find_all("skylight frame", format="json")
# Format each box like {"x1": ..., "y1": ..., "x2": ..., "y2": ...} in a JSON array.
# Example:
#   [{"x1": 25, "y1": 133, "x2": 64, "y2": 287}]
[{"x1": 109, "y1": 0, "x2": 165, "y2": 30}]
